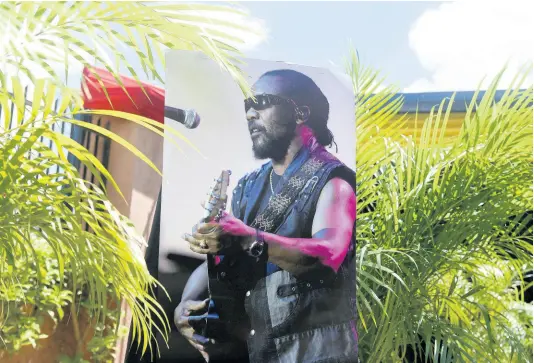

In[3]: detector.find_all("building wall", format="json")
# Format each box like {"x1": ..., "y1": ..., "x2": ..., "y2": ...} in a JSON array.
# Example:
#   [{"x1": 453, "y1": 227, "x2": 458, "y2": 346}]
[
  {"x1": 79, "y1": 114, "x2": 163, "y2": 363},
  {"x1": 80, "y1": 115, "x2": 163, "y2": 240},
  {"x1": 393, "y1": 112, "x2": 466, "y2": 142}
]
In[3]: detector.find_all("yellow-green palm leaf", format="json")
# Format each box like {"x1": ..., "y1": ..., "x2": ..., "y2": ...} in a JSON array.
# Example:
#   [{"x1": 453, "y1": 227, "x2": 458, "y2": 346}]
[
  {"x1": 351, "y1": 49, "x2": 533, "y2": 362},
  {"x1": 0, "y1": 1, "x2": 264, "y2": 358}
]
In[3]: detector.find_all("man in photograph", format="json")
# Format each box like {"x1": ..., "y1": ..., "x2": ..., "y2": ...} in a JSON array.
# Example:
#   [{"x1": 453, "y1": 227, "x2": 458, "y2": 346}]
[{"x1": 175, "y1": 69, "x2": 358, "y2": 363}]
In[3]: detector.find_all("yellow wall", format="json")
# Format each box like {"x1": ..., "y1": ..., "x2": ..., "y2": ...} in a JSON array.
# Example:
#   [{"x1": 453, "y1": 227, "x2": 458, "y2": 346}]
[{"x1": 393, "y1": 112, "x2": 466, "y2": 142}]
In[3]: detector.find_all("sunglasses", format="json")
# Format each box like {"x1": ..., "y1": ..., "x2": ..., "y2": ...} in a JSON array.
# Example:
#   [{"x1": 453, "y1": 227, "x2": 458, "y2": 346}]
[{"x1": 244, "y1": 93, "x2": 298, "y2": 112}]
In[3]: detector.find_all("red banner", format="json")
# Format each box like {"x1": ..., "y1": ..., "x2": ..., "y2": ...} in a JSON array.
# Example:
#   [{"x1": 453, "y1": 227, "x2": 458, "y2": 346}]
[{"x1": 81, "y1": 66, "x2": 165, "y2": 123}]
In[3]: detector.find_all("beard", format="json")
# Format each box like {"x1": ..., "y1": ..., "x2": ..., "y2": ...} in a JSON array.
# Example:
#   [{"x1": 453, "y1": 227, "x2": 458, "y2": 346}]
[{"x1": 251, "y1": 123, "x2": 296, "y2": 162}]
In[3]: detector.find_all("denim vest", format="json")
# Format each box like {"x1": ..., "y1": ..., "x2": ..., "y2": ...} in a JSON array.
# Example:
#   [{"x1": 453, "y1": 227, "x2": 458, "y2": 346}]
[{"x1": 230, "y1": 141, "x2": 358, "y2": 363}]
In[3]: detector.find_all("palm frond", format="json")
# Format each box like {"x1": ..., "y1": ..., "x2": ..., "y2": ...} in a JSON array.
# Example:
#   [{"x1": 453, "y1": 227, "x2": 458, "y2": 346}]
[
  {"x1": 351, "y1": 46, "x2": 533, "y2": 362},
  {"x1": 0, "y1": 1, "x2": 265, "y2": 357},
  {"x1": 0, "y1": 121, "x2": 170, "y2": 356},
  {"x1": 0, "y1": 1, "x2": 263, "y2": 101}
]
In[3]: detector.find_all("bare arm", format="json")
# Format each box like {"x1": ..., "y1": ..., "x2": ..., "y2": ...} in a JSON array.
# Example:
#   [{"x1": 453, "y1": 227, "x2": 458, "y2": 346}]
[
  {"x1": 181, "y1": 260, "x2": 208, "y2": 301},
  {"x1": 261, "y1": 177, "x2": 356, "y2": 276},
  {"x1": 186, "y1": 177, "x2": 356, "y2": 277}
]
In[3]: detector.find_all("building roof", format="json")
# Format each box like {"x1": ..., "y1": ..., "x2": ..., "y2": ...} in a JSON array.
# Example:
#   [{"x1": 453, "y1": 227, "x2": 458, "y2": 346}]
[{"x1": 397, "y1": 90, "x2": 509, "y2": 114}]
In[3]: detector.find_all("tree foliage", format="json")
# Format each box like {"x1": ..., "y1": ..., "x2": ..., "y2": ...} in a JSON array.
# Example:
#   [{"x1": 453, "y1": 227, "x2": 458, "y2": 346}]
[
  {"x1": 0, "y1": 1, "x2": 261, "y2": 358},
  {"x1": 350, "y1": 48, "x2": 533, "y2": 362}
]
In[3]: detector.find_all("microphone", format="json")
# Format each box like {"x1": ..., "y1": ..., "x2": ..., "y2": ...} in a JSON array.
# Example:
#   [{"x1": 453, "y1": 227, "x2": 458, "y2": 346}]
[{"x1": 164, "y1": 105, "x2": 200, "y2": 129}]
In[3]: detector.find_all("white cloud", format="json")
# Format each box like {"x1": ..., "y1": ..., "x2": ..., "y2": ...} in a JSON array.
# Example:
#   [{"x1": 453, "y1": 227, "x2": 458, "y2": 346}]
[
  {"x1": 405, "y1": 1, "x2": 533, "y2": 92},
  {"x1": 164, "y1": 6, "x2": 267, "y2": 52}
]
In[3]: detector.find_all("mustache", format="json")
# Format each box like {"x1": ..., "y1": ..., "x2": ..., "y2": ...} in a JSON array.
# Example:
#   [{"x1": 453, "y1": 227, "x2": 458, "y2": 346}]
[{"x1": 249, "y1": 123, "x2": 267, "y2": 134}]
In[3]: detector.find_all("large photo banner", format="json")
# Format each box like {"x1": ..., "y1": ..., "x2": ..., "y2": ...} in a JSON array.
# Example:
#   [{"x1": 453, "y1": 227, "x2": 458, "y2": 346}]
[
  {"x1": 161, "y1": 51, "x2": 355, "y2": 266},
  {"x1": 156, "y1": 50, "x2": 356, "y2": 362}
]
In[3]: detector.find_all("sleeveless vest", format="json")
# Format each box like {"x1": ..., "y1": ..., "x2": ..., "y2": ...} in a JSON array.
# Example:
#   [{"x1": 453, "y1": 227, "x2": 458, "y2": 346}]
[{"x1": 229, "y1": 139, "x2": 358, "y2": 363}]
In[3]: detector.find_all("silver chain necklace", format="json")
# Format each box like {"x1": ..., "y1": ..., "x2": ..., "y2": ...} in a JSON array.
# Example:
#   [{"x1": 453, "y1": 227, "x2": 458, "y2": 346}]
[{"x1": 269, "y1": 169, "x2": 276, "y2": 193}]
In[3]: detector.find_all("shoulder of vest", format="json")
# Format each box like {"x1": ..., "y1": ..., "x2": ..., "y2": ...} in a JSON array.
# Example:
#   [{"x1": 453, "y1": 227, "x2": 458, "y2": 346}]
[
  {"x1": 312, "y1": 150, "x2": 356, "y2": 190},
  {"x1": 237, "y1": 162, "x2": 269, "y2": 186},
  {"x1": 324, "y1": 163, "x2": 356, "y2": 192},
  {"x1": 315, "y1": 150, "x2": 344, "y2": 170}
]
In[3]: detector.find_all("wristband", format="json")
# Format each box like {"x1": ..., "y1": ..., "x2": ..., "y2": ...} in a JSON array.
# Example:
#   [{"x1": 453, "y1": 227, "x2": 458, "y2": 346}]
[{"x1": 247, "y1": 229, "x2": 265, "y2": 258}]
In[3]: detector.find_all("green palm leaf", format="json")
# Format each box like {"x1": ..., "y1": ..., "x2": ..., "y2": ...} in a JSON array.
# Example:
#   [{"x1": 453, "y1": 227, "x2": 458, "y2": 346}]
[
  {"x1": 351, "y1": 47, "x2": 533, "y2": 362},
  {"x1": 0, "y1": 1, "x2": 264, "y2": 359},
  {"x1": 0, "y1": 2, "x2": 262, "y2": 99}
]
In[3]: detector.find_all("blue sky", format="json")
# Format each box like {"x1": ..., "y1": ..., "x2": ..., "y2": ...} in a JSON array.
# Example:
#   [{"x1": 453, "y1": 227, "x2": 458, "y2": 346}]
[
  {"x1": 51, "y1": 1, "x2": 532, "y2": 93},
  {"x1": 238, "y1": 1, "x2": 532, "y2": 92},
  {"x1": 240, "y1": 1, "x2": 441, "y2": 90}
]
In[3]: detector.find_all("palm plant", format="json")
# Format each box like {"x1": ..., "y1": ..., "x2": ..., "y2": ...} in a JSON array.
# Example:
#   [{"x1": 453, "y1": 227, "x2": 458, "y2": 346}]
[
  {"x1": 350, "y1": 48, "x2": 533, "y2": 363},
  {"x1": 0, "y1": 1, "x2": 261, "y2": 360}
]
